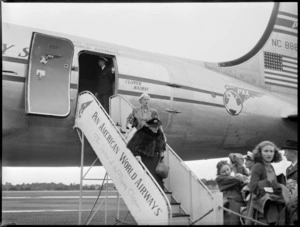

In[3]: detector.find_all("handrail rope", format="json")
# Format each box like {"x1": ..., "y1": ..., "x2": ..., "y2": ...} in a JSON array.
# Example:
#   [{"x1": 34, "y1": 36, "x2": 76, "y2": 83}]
[
  {"x1": 83, "y1": 157, "x2": 100, "y2": 179},
  {"x1": 189, "y1": 208, "x2": 214, "y2": 225},
  {"x1": 84, "y1": 172, "x2": 108, "y2": 225},
  {"x1": 86, "y1": 199, "x2": 106, "y2": 225},
  {"x1": 219, "y1": 206, "x2": 268, "y2": 226},
  {"x1": 114, "y1": 211, "x2": 136, "y2": 225}
]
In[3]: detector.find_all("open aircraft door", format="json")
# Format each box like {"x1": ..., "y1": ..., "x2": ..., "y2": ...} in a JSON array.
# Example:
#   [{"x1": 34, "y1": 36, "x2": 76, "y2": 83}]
[{"x1": 26, "y1": 33, "x2": 74, "y2": 116}]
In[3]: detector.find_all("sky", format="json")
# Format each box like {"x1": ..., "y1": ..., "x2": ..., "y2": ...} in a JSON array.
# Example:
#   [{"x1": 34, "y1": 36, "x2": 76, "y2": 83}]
[
  {"x1": 2, "y1": 2, "x2": 291, "y2": 185},
  {"x1": 2, "y1": 2, "x2": 274, "y2": 62}
]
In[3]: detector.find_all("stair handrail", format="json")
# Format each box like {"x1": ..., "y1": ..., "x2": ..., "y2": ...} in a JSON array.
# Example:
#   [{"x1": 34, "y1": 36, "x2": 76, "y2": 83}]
[
  {"x1": 164, "y1": 144, "x2": 222, "y2": 224},
  {"x1": 167, "y1": 145, "x2": 214, "y2": 199}
]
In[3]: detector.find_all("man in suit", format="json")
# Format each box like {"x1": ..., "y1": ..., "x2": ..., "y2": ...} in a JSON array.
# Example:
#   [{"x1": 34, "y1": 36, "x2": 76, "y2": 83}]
[
  {"x1": 282, "y1": 140, "x2": 298, "y2": 225},
  {"x1": 95, "y1": 56, "x2": 115, "y2": 113},
  {"x1": 282, "y1": 140, "x2": 298, "y2": 181}
]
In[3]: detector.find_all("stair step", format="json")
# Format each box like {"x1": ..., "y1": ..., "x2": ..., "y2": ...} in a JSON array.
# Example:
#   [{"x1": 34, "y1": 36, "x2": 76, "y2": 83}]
[
  {"x1": 171, "y1": 202, "x2": 181, "y2": 213},
  {"x1": 171, "y1": 213, "x2": 190, "y2": 225}
]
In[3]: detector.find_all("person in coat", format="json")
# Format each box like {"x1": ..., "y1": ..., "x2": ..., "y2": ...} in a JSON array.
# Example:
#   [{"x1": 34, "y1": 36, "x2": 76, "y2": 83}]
[
  {"x1": 126, "y1": 92, "x2": 167, "y2": 141},
  {"x1": 286, "y1": 179, "x2": 298, "y2": 225},
  {"x1": 94, "y1": 56, "x2": 115, "y2": 113},
  {"x1": 127, "y1": 117, "x2": 166, "y2": 190},
  {"x1": 282, "y1": 140, "x2": 298, "y2": 182},
  {"x1": 246, "y1": 140, "x2": 289, "y2": 225},
  {"x1": 282, "y1": 140, "x2": 298, "y2": 225},
  {"x1": 216, "y1": 160, "x2": 247, "y2": 225}
]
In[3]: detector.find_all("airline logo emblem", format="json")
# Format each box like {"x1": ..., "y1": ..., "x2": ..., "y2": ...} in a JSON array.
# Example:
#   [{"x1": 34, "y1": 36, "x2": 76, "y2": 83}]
[
  {"x1": 223, "y1": 85, "x2": 264, "y2": 116},
  {"x1": 40, "y1": 54, "x2": 62, "y2": 64},
  {"x1": 78, "y1": 100, "x2": 93, "y2": 118}
]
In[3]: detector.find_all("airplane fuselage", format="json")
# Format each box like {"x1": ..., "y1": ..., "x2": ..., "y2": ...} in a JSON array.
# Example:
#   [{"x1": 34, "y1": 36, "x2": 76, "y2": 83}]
[{"x1": 2, "y1": 22, "x2": 297, "y2": 166}]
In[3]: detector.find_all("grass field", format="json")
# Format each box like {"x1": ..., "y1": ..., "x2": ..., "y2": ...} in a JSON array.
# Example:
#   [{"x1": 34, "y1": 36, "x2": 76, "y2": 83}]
[{"x1": 2, "y1": 190, "x2": 137, "y2": 225}]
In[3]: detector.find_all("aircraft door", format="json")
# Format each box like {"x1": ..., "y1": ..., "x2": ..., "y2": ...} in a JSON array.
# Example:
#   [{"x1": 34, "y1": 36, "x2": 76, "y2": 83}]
[{"x1": 26, "y1": 33, "x2": 74, "y2": 116}]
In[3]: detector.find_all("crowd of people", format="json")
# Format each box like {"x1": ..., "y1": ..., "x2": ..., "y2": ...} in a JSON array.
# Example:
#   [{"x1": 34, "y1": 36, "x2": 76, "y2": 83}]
[
  {"x1": 115, "y1": 91, "x2": 297, "y2": 225},
  {"x1": 216, "y1": 140, "x2": 298, "y2": 225}
]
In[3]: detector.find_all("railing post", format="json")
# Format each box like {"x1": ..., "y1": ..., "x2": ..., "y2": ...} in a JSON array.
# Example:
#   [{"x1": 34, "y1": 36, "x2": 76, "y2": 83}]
[
  {"x1": 212, "y1": 192, "x2": 223, "y2": 225},
  {"x1": 117, "y1": 191, "x2": 120, "y2": 220},
  {"x1": 189, "y1": 171, "x2": 193, "y2": 221},
  {"x1": 105, "y1": 173, "x2": 108, "y2": 225},
  {"x1": 78, "y1": 132, "x2": 85, "y2": 225}
]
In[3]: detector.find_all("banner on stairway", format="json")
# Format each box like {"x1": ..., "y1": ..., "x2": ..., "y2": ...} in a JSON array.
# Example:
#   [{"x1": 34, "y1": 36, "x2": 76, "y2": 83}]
[{"x1": 74, "y1": 91, "x2": 170, "y2": 225}]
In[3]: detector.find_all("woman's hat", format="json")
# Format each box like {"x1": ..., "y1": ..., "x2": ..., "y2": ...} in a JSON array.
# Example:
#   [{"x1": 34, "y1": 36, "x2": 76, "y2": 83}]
[
  {"x1": 281, "y1": 140, "x2": 297, "y2": 150},
  {"x1": 244, "y1": 151, "x2": 254, "y2": 161},
  {"x1": 229, "y1": 153, "x2": 244, "y2": 165},
  {"x1": 98, "y1": 56, "x2": 108, "y2": 62},
  {"x1": 146, "y1": 118, "x2": 162, "y2": 127}
]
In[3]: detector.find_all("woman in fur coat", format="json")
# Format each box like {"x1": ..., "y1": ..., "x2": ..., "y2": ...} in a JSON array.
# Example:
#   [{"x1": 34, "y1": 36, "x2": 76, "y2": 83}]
[{"x1": 127, "y1": 117, "x2": 166, "y2": 190}]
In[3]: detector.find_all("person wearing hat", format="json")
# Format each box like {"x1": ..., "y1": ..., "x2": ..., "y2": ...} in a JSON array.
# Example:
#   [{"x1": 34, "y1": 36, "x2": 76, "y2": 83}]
[
  {"x1": 282, "y1": 140, "x2": 298, "y2": 225},
  {"x1": 126, "y1": 92, "x2": 167, "y2": 142},
  {"x1": 127, "y1": 117, "x2": 166, "y2": 190},
  {"x1": 282, "y1": 140, "x2": 298, "y2": 182},
  {"x1": 244, "y1": 151, "x2": 254, "y2": 174},
  {"x1": 94, "y1": 56, "x2": 115, "y2": 113}
]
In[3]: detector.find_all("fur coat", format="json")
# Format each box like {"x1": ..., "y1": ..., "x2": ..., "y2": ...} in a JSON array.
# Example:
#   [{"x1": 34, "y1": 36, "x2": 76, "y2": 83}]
[{"x1": 127, "y1": 126, "x2": 166, "y2": 157}]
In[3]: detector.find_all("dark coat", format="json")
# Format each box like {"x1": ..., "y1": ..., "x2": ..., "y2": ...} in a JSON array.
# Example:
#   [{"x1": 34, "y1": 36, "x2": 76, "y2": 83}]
[
  {"x1": 249, "y1": 162, "x2": 285, "y2": 197},
  {"x1": 216, "y1": 175, "x2": 245, "y2": 203},
  {"x1": 216, "y1": 175, "x2": 245, "y2": 225},
  {"x1": 286, "y1": 163, "x2": 298, "y2": 181},
  {"x1": 127, "y1": 126, "x2": 166, "y2": 190},
  {"x1": 248, "y1": 162, "x2": 287, "y2": 224},
  {"x1": 127, "y1": 126, "x2": 166, "y2": 158},
  {"x1": 96, "y1": 66, "x2": 115, "y2": 95}
]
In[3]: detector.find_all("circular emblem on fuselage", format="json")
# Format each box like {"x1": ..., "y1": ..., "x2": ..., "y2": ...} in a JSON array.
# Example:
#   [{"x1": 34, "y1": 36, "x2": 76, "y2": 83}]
[{"x1": 223, "y1": 90, "x2": 243, "y2": 116}]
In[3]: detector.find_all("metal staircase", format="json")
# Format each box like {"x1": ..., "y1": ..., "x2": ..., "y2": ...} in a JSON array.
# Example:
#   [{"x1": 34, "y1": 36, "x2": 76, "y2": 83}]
[{"x1": 74, "y1": 92, "x2": 223, "y2": 225}]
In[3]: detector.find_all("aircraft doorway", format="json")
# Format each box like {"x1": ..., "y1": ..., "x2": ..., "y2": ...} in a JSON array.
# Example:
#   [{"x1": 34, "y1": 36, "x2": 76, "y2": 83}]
[{"x1": 78, "y1": 52, "x2": 116, "y2": 113}]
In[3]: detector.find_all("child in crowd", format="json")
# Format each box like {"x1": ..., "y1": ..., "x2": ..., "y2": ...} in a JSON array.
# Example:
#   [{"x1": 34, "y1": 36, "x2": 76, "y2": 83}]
[{"x1": 229, "y1": 153, "x2": 249, "y2": 177}]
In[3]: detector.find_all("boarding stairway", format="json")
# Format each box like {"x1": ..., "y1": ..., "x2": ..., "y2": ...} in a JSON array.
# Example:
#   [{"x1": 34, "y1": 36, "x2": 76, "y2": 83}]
[{"x1": 74, "y1": 91, "x2": 223, "y2": 225}]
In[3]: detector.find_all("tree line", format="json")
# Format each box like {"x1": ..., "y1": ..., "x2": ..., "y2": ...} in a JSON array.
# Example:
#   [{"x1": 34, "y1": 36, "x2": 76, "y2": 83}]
[
  {"x1": 2, "y1": 182, "x2": 116, "y2": 191},
  {"x1": 2, "y1": 179, "x2": 218, "y2": 191}
]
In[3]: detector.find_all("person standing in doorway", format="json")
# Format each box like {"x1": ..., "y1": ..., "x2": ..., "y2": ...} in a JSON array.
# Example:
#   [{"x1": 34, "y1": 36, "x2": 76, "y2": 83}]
[{"x1": 94, "y1": 56, "x2": 115, "y2": 113}]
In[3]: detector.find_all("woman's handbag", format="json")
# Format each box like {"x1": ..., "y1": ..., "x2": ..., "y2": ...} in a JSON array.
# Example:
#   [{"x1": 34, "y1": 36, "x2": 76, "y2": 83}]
[{"x1": 156, "y1": 157, "x2": 169, "y2": 179}]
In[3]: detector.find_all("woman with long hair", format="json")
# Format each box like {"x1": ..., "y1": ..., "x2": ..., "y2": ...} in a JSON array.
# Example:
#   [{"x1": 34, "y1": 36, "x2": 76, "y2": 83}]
[{"x1": 246, "y1": 140, "x2": 290, "y2": 225}]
